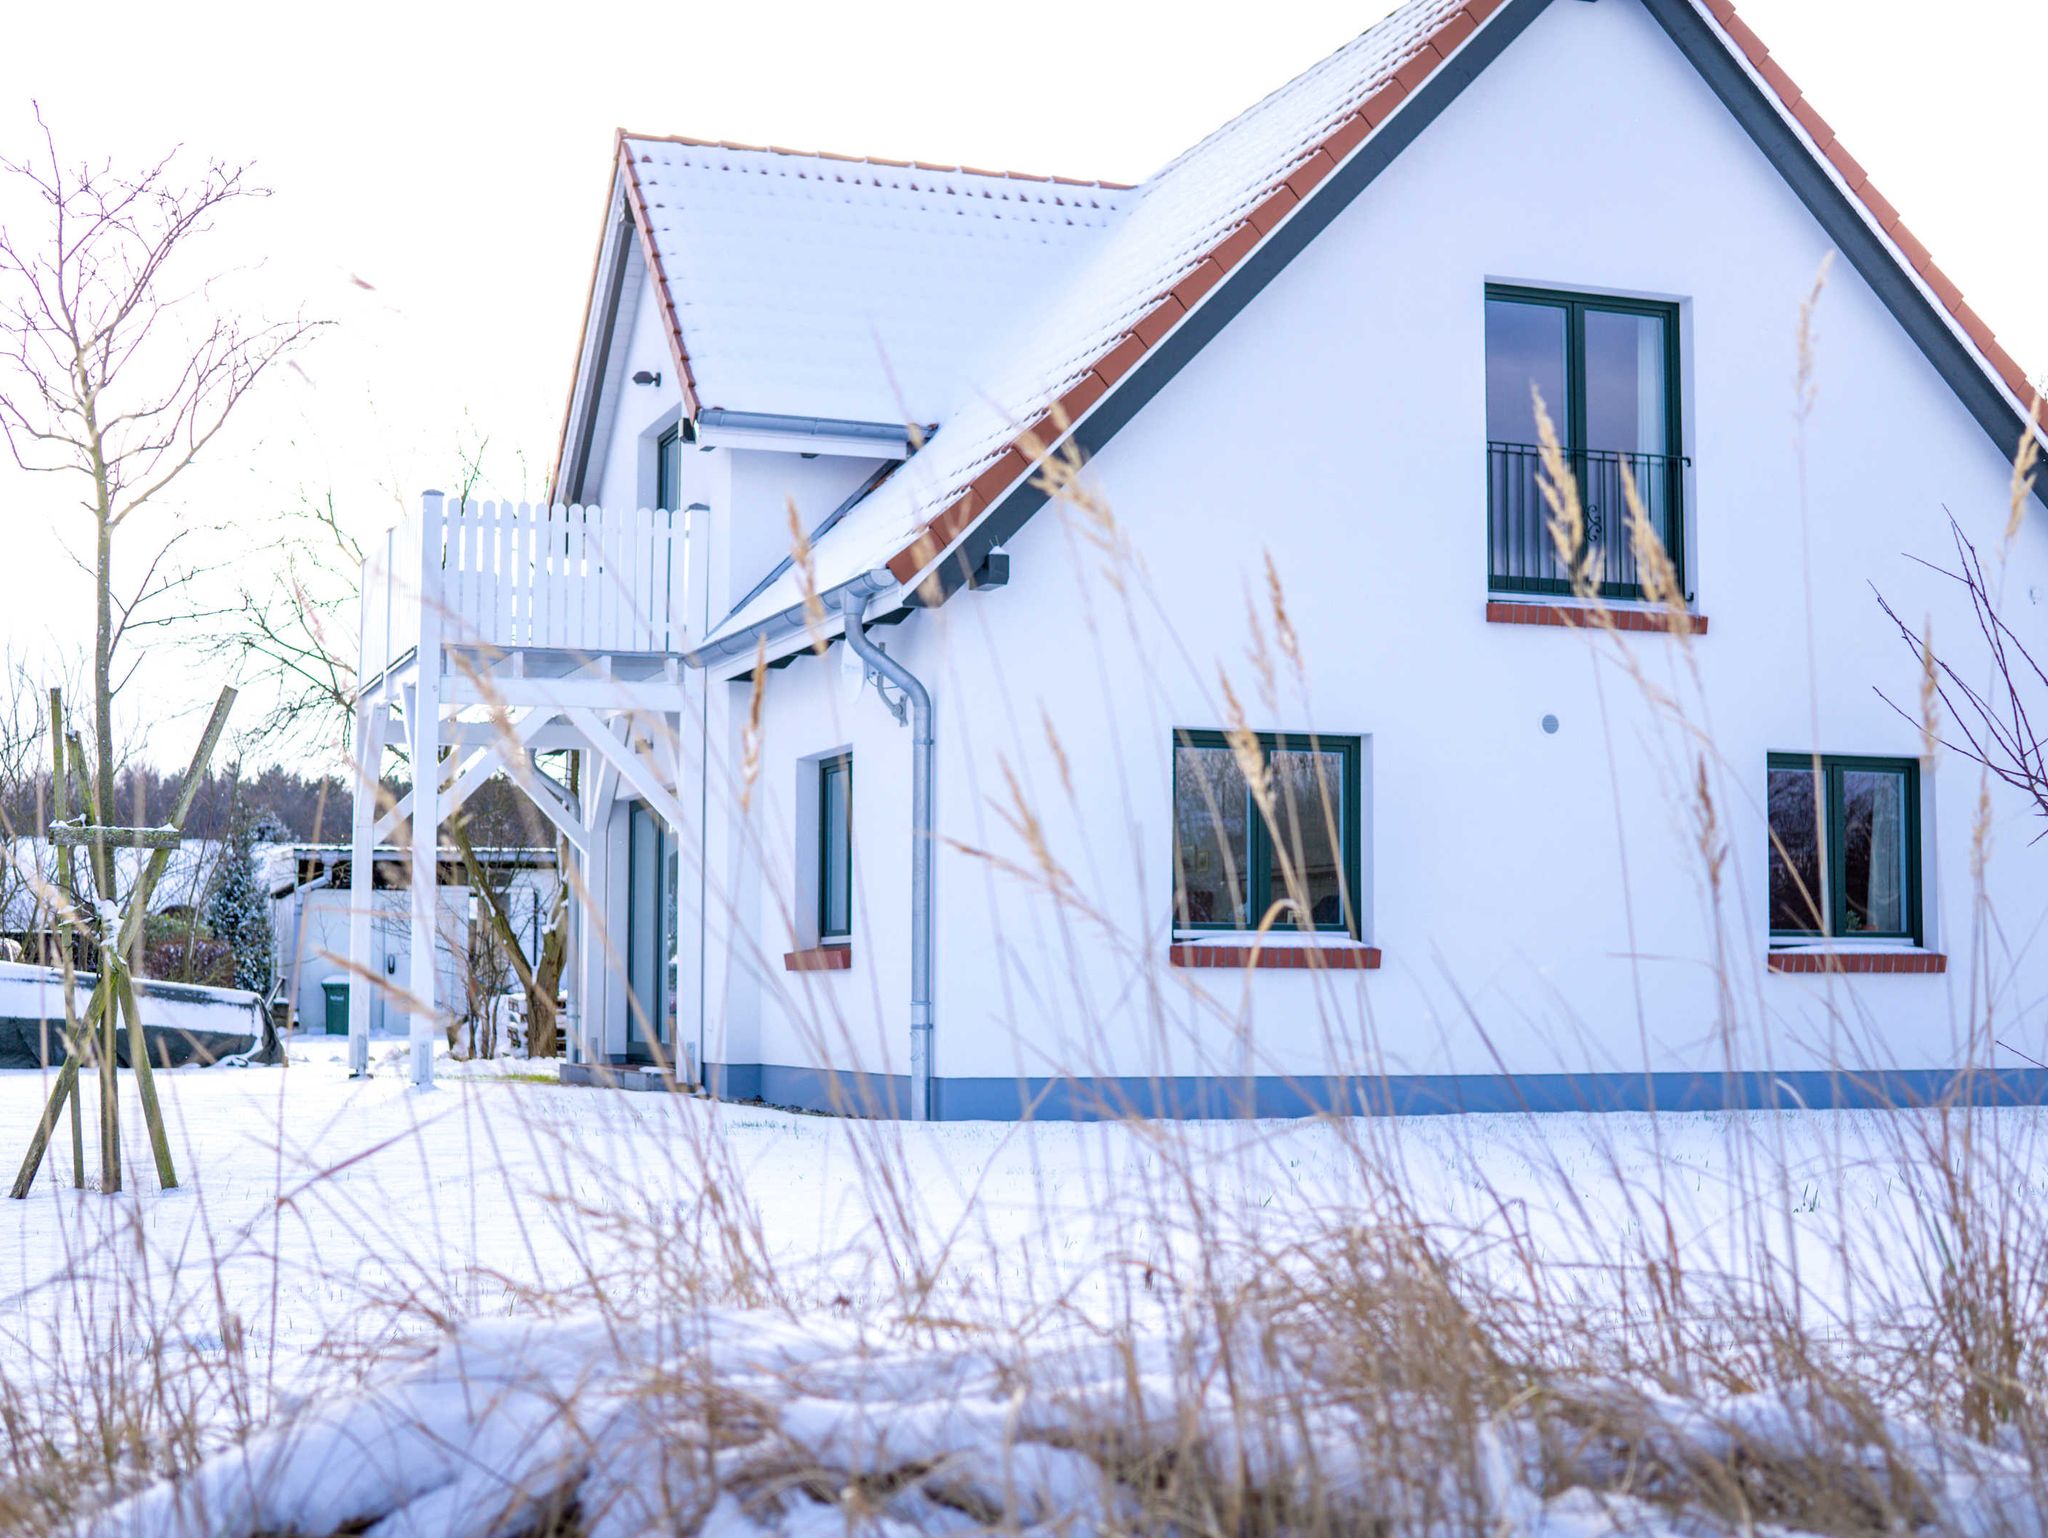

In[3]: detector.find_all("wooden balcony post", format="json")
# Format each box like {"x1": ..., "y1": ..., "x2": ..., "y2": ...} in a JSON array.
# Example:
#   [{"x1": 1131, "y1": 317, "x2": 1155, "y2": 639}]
[
  {"x1": 408, "y1": 490, "x2": 446, "y2": 1087},
  {"x1": 666, "y1": 503, "x2": 689, "y2": 651},
  {"x1": 345, "y1": 693, "x2": 384, "y2": 1077}
]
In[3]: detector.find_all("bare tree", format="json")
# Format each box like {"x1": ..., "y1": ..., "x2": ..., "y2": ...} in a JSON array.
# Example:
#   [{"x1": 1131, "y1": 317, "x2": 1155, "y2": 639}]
[
  {"x1": 1876, "y1": 513, "x2": 2048, "y2": 825},
  {"x1": 203, "y1": 427, "x2": 502, "y2": 755},
  {"x1": 0, "y1": 106, "x2": 323, "y2": 831},
  {"x1": 198, "y1": 490, "x2": 363, "y2": 751},
  {"x1": 0, "y1": 114, "x2": 316, "y2": 1194}
]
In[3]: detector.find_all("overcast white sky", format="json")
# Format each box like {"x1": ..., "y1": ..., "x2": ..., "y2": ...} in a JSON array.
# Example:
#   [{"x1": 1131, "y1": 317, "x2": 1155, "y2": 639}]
[{"x1": 2, "y1": 0, "x2": 2042, "y2": 768}]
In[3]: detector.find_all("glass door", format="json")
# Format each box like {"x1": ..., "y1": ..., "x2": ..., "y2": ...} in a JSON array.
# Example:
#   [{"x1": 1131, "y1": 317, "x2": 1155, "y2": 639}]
[{"x1": 624, "y1": 801, "x2": 674, "y2": 1064}]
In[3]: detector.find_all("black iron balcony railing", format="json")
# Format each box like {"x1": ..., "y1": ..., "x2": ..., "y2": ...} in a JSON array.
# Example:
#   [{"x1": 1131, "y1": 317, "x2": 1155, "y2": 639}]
[{"x1": 1486, "y1": 441, "x2": 1689, "y2": 601}]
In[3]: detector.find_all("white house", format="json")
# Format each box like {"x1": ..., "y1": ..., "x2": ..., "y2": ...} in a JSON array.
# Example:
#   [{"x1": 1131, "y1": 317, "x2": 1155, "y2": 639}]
[
  {"x1": 267, "y1": 844, "x2": 559, "y2": 1036},
  {"x1": 350, "y1": 0, "x2": 2048, "y2": 1117}
]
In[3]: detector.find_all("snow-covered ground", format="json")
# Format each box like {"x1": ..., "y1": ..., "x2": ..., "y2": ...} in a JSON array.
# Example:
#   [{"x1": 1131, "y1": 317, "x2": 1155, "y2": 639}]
[
  {"x1": 5, "y1": 1038, "x2": 2045, "y2": 1535},
  {"x1": 4, "y1": 1035, "x2": 2035, "y2": 1386}
]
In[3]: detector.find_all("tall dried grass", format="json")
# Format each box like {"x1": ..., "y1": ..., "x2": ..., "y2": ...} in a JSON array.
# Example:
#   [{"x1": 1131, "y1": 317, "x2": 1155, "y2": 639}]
[{"x1": 1, "y1": 370, "x2": 2046, "y2": 1538}]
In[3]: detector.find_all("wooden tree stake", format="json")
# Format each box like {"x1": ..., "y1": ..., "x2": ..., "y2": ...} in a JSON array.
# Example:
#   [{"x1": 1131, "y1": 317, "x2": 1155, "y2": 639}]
[
  {"x1": 47, "y1": 688, "x2": 87, "y2": 1191},
  {"x1": 9, "y1": 686, "x2": 236, "y2": 1198}
]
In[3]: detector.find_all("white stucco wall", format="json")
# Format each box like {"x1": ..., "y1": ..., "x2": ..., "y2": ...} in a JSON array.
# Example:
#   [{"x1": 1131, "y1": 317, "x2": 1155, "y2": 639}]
[{"x1": 698, "y1": 0, "x2": 2048, "y2": 1099}]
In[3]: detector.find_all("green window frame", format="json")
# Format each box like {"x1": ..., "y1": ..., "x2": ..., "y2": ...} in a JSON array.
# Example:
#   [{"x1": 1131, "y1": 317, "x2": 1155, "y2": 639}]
[
  {"x1": 818, "y1": 753, "x2": 853, "y2": 944},
  {"x1": 1766, "y1": 753, "x2": 1923, "y2": 945},
  {"x1": 1171, "y1": 729, "x2": 1363, "y2": 937},
  {"x1": 1484, "y1": 284, "x2": 1687, "y2": 601},
  {"x1": 656, "y1": 424, "x2": 683, "y2": 513},
  {"x1": 1485, "y1": 285, "x2": 1683, "y2": 457}
]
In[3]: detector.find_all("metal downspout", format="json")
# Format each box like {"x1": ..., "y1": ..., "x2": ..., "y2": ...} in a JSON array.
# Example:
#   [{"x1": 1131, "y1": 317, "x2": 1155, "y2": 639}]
[{"x1": 836, "y1": 585, "x2": 934, "y2": 1121}]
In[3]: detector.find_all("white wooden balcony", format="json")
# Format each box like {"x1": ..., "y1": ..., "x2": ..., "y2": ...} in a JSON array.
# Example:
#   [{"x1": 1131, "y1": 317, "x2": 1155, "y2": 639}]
[
  {"x1": 359, "y1": 494, "x2": 690, "y2": 692},
  {"x1": 347, "y1": 491, "x2": 698, "y2": 1087}
]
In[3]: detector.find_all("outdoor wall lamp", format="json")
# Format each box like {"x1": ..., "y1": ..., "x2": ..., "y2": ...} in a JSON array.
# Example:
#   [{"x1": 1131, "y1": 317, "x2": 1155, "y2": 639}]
[{"x1": 631, "y1": 369, "x2": 662, "y2": 386}]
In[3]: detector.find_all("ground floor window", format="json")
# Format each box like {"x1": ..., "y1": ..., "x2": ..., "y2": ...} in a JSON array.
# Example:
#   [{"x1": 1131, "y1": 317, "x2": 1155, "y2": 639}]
[
  {"x1": 1767, "y1": 754, "x2": 1921, "y2": 943},
  {"x1": 1172, "y1": 730, "x2": 1361, "y2": 936},
  {"x1": 818, "y1": 753, "x2": 852, "y2": 943}
]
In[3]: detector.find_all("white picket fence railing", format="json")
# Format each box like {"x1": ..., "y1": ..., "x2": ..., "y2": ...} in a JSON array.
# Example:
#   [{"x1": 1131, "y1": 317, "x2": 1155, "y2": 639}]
[{"x1": 359, "y1": 496, "x2": 689, "y2": 683}]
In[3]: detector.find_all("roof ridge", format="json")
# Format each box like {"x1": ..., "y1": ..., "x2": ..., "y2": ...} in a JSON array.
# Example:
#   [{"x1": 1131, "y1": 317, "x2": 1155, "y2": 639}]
[{"x1": 617, "y1": 128, "x2": 1136, "y2": 191}]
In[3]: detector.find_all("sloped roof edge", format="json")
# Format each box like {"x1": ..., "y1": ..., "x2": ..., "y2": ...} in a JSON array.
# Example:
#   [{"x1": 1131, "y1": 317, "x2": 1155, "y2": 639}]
[
  {"x1": 616, "y1": 133, "x2": 702, "y2": 423},
  {"x1": 868, "y1": 0, "x2": 2044, "y2": 614}
]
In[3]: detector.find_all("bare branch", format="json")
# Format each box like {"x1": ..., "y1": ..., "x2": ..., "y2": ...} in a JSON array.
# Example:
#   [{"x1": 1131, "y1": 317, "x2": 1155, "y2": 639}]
[
  {"x1": 0, "y1": 107, "x2": 328, "y2": 808},
  {"x1": 1875, "y1": 512, "x2": 2048, "y2": 829}
]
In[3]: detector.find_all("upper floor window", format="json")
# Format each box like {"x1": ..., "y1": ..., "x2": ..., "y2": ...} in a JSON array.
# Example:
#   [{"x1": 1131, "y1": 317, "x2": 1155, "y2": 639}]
[
  {"x1": 656, "y1": 424, "x2": 683, "y2": 513},
  {"x1": 1767, "y1": 754, "x2": 1922, "y2": 944},
  {"x1": 1172, "y1": 730, "x2": 1361, "y2": 937},
  {"x1": 1484, "y1": 286, "x2": 1685, "y2": 602},
  {"x1": 818, "y1": 753, "x2": 852, "y2": 944}
]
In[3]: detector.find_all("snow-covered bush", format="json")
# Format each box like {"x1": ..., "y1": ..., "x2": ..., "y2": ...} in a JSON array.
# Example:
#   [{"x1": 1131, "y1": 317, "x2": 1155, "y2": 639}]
[{"x1": 203, "y1": 810, "x2": 285, "y2": 995}]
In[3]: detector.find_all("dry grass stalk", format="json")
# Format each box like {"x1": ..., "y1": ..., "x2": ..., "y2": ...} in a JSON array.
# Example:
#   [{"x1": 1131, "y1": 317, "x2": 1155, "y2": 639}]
[
  {"x1": 1040, "y1": 706, "x2": 1075, "y2": 804},
  {"x1": 1795, "y1": 253, "x2": 1834, "y2": 428},
  {"x1": 1218, "y1": 671, "x2": 1272, "y2": 824},
  {"x1": 1530, "y1": 385, "x2": 1597, "y2": 603},
  {"x1": 1617, "y1": 455, "x2": 1692, "y2": 636},
  {"x1": 2005, "y1": 392, "x2": 2040, "y2": 549},
  {"x1": 1022, "y1": 405, "x2": 1135, "y2": 591},
  {"x1": 13, "y1": 280, "x2": 2048, "y2": 1538},
  {"x1": 739, "y1": 635, "x2": 767, "y2": 812},
  {"x1": 1265, "y1": 551, "x2": 1303, "y2": 683},
  {"x1": 787, "y1": 496, "x2": 828, "y2": 655},
  {"x1": 1243, "y1": 581, "x2": 1279, "y2": 712},
  {"x1": 1918, "y1": 618, "x2": 1941, "y2": 761}
]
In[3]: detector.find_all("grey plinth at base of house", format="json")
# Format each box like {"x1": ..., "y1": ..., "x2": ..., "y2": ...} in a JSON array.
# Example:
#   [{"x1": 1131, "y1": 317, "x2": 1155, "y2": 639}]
[
  {"x1": 694, "y1": 1063, "x2": 2048, "y2": 1122},
  {"x1": 560, "y1": 1061, "x2": 694, "y2": 1094}
]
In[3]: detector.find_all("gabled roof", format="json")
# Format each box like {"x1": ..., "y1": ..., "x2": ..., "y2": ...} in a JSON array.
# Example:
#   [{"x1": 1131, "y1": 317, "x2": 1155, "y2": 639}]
[
  {"x1": 617, "y1": 135, "x2": 1130, "y2": 426},
  {"x1": 685, "y1": 0, "x2": 2042, "y2": 653},
  {"x1": 703, "y1": 0, "x2": 1476, "y2": 643}
]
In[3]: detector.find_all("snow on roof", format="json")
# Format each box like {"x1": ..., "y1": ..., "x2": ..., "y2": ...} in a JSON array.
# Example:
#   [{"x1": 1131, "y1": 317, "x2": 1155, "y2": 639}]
[
  {"x1": 622, "y1": 136, "x2": 1131, "y2": 426},
  {"x1": 702, "y1": 0, "x2": 1470, "y2": 645},
  {"x1": 2, "y1": 838, "x2": 222, "y2": 931},
  {"x1": 698, "y1": 0, "x2": 2044, "y2": 651}
]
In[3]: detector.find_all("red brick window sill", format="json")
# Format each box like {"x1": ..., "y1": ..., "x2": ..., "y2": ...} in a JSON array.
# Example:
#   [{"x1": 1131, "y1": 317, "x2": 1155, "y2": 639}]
[
  {"x1": 1170, "y1": 943, "x2": 1382, "y2": 971},
  {"x1": 1487, "y1": 600, "x2": 1708, "y2": 636},
  {"x1": 1766, "y1": 950, "x2": 1945, "y2": 975},
  {"x1": 785, "y1": 946, "x2": 852, "y2": 972}
]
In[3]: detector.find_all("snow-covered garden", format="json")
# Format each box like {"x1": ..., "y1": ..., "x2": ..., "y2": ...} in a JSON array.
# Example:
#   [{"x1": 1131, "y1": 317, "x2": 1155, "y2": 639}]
[{"x1": 4, "y1": 1037, "x2": 2046, "y2": 1536}]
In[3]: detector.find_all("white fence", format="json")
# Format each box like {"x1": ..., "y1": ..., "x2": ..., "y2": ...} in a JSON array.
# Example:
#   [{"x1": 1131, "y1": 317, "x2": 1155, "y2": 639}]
[{"x1": 359, "y1": 497, "x2": 689, "y2": 683}]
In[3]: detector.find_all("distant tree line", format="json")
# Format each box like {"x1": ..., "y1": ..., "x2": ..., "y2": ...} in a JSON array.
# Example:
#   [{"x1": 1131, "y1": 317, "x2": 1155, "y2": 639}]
[
  {"x1": 2, "y1": 763, "x2": 548, "y2": 846},
  {"x1": 1, "y1": 764, "x2": 350, "y2": 844}
]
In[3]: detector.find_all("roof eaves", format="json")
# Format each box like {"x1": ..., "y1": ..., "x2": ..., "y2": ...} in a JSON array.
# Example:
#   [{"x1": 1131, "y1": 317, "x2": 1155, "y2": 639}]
[{"x1": 880, "y1": 0, "x2": 1503, "y2": 601}]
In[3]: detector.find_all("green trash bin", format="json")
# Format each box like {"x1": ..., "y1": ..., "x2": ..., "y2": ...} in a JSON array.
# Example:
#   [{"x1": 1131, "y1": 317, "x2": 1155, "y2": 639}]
[{"x1": 321, "y1": 977, "x2": 350, "y2": 1035}]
